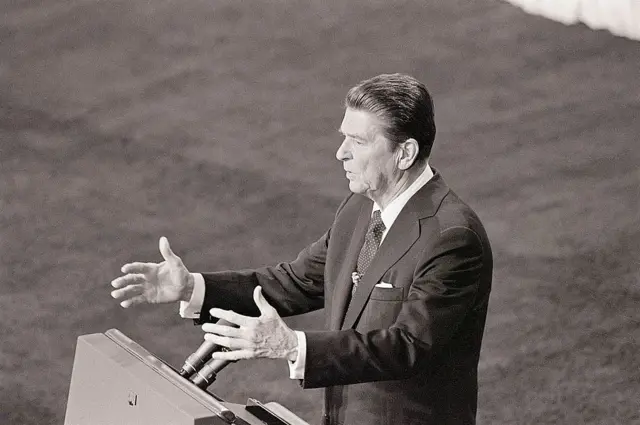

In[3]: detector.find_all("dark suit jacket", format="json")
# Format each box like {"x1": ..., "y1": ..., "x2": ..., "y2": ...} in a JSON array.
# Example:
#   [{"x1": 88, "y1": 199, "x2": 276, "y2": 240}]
[{"x1": 199, "y1": 170, "x2": 493, "y2": 425}]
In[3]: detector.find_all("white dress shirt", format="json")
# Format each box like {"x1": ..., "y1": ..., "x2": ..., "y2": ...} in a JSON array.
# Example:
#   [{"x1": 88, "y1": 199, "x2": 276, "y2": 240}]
[{"x1": 180, "y1": 165, "x2": 435, "y2": 379}]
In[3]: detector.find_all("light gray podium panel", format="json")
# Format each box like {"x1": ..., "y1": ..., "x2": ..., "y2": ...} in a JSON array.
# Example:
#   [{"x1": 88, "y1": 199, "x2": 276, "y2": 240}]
[{"x1": 64, "y1": 330, "x2": 234, "y2": 425}]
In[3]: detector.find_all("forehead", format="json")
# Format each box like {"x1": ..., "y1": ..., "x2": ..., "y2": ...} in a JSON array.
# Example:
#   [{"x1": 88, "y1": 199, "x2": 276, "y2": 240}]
[{"x1": 339, "y1": 108, "x2": 386, "y2": 139}]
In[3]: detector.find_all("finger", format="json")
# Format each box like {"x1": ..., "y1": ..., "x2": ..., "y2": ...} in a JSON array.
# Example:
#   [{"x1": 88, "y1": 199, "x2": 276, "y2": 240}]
[
  {"x1": 111, "y1": 274, "x2": 146, "y2": 289},
  {"x1": 203, "y1": 333, "x2": 250, "y2": 350},
  {"x1": 209, "y1": 308, "x2": 253, "y2": 327},
  {"x1": 119, "y1": 294, "x2": 148, "y2": 308},
  {"x1": 253, "y1": 286, "x2": 276, "y2": 317},
  {"x1": 121, "y1": 262, "x2": 156, "y2": 274},
  {"x1": 159, "y1": 236, "x2": 181, "y2": 264},
  {"x1": 210, "y1": 349, "x2": 255, "y2": 361},
  {"x1": 111, "y1": 284, "x2": 143, "y2": 300},
  {"x1": 201, "y1": 323, "x2": 242, "y2": 338}
]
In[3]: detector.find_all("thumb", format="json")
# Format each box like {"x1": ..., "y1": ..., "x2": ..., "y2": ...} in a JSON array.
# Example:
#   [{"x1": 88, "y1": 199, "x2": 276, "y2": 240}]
[
  {"x1": 159, "y1": 236, "x2": 180, "y2": 263},
  {"x1": 253, "y1": 286, "x2": 275, "y2": 316}
]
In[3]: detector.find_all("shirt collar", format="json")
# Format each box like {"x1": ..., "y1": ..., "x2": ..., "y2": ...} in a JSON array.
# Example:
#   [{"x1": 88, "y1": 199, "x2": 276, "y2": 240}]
[{"x1": 373, "y1": 164, "x2": 435, "y2": 231}]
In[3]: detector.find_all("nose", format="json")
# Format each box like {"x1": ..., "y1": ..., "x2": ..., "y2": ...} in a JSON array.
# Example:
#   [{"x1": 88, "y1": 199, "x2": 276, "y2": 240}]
[{"x1": 336, "y1": 138, "x2": 351, "y2": 162}]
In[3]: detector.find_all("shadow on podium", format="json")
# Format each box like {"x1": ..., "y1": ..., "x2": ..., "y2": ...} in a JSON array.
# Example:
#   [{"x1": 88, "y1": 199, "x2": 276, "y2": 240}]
[{"x1": 64, "y1": 329, "x2": 310, "y2": 425}]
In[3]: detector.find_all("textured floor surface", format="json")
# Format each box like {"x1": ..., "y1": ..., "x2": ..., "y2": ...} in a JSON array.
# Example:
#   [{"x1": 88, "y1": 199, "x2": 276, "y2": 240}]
[{"x1": 1, "y1": 1, "x2": 639, "y2": 424}]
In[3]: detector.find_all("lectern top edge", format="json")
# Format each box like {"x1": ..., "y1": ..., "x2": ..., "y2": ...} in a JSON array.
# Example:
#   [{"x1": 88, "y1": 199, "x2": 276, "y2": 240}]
[{"x1": 103, "y1": 328, "x2": 235, "y2": 422}]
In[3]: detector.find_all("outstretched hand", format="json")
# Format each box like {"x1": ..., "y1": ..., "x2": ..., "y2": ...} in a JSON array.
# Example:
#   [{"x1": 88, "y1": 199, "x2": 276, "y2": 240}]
[
  {"x1": 110, "y1": 237, "x2": 194, "y2": 307},
  {"x1": 201, "y1": 286, "x2": 299, "y2": 362}
]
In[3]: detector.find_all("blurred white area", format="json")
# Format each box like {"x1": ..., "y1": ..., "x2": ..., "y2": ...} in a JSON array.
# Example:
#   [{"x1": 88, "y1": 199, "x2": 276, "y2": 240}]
[{"x1": 505, "y1": 0, "x2": 640, "y2": 40}]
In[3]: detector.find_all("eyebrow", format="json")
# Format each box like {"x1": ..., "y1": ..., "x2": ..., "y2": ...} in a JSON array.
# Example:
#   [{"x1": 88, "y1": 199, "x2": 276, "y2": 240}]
[{"x1": 338, "y1": 129, "x2": 367, "y2": 141}]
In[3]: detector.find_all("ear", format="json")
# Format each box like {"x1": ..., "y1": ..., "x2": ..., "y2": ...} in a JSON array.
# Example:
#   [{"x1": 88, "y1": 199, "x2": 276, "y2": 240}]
[{"x1": 396, "y1": 138, "x2": 419, "y2": 170}]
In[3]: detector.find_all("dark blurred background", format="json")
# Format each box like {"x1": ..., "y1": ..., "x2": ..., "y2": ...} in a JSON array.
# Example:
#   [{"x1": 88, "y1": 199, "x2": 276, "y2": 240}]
[{"x1": 1, "y1": 1, "x2": 639, "y2": 424}]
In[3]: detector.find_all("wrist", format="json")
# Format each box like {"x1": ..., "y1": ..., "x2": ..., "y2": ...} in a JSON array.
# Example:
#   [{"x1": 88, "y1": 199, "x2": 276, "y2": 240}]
[
  {"x1": 285, "y1": 329, "x2": 299, "y2": 362},
  {"x1": 181, "y1": 273, "x2": 195, "y2": 302}
]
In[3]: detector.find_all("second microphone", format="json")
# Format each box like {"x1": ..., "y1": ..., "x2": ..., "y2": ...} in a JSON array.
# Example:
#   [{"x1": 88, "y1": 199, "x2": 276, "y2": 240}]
[{"x1": 179, "y1": 318, "x2": 237, "y2": 378}]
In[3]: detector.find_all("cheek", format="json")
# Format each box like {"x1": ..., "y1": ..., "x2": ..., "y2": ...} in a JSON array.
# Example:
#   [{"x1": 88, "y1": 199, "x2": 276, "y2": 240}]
[
  {"x1": 351, "y1": 157, "x2": 366, "y2": 175},
  {"x1": 364, "y1": 157, "x2": 388, "y2": 181},
  {"x1": 359, "y1": 167, "x2": 385, "y2": 191},
  {"x1": 360, "y1": 161, "x2": 376, "y2": 181}
]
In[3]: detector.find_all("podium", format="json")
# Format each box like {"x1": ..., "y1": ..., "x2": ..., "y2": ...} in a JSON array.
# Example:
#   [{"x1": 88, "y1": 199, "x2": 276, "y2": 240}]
[{"x1": 64, "y1": 329, "x2": 309, "y2": 425}]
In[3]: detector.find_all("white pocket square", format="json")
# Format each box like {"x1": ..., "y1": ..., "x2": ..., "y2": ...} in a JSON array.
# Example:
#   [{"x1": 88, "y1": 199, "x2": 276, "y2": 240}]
[{"x1": 375, "y1": 282, "x2": 393, "y2": 288}]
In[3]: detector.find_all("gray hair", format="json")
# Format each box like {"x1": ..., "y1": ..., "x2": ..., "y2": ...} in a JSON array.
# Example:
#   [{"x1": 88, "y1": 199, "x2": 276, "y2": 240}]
[{"x1": 345, "y1": 73, "x2": 436, "y2": 163}]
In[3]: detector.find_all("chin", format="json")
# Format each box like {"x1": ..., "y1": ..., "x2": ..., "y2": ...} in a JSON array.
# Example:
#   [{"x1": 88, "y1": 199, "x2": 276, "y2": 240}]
[{"x1": 348, "y1": 181, "x2": 368, "y2": 195}]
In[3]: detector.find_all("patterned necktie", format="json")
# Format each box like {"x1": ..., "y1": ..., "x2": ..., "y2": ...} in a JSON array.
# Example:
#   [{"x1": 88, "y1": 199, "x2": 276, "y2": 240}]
[{"x1": 352, "y1": 210, "x2": 386, "y2": 294}]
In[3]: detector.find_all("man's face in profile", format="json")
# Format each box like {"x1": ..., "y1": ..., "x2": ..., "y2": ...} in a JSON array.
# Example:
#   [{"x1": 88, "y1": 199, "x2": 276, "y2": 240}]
[{"x1": 336, "y1": 108, "x2": 398, "y2": 201}]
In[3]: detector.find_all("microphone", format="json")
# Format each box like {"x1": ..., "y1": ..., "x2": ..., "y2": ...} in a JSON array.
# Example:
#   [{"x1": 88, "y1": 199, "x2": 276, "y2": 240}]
[
  {"x1": 178, "y1": 319, "x2": 237, "y2": 378},
  {"x1": 190, "y1": 355, "x2": 236, "y2": 389}
]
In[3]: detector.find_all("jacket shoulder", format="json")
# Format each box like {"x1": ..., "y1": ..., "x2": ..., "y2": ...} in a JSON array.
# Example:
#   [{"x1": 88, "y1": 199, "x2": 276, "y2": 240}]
[{"x1": 431, "y1": 190, "x2": 492, "y2": 251}]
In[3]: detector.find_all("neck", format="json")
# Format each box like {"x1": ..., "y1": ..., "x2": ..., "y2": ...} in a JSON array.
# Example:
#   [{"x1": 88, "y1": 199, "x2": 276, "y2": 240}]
[{"x1": 372, "y1": 162, "x2": 428, "y2": 210}]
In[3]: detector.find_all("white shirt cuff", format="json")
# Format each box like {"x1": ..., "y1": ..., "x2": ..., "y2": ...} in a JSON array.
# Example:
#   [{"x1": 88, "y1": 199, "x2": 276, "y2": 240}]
[
  {"x1": 179, "y1": 273, "x2": 206, "y2": 318},
  {"x1": 288, "y1": 331, "x2": 307, "y2": 379}
]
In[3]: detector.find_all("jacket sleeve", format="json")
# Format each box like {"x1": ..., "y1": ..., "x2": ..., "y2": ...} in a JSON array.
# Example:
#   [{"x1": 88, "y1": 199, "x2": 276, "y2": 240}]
[
  {"x1": 196, "y1": 194, "x2": 354, "y2": 323},
  {"x1": 301, "y1": 225, "x2": 489, "y2": 388},
  {"x1": 197, "y1": 232, "x2": 328, "y2": 322}
]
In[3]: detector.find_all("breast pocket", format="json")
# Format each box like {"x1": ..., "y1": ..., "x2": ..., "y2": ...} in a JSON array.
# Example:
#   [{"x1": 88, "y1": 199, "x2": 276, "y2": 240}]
[
  {"x1": 370, "y1": 286, "x2": 404, "y2": 301},
  {"x1": 358, "y1": 287, "x2": 404, "y2": 331}
]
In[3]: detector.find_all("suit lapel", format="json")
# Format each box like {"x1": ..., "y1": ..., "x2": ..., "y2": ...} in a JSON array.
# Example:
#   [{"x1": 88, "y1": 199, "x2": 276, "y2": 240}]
[
  {"x1": 329, "y1": 200, "x2": 372, "y2": 330},
  {"x1": 340, "y1": 211, "x2": 420, "y2": 330},
  {"x1": 340, "y1": 170, "x2": 450, "y2": 330}
]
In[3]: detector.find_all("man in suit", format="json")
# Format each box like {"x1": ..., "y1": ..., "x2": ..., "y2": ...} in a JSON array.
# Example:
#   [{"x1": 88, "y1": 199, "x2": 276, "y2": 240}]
[{"x1": 111, "y1": 73, "x2": 493, "y2": 425}]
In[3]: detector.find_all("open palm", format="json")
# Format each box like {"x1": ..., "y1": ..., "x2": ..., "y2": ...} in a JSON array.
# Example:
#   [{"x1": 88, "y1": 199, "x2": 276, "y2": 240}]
[{"x1": 111, "y1": 237, "x2": 193, "y2": 307}]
